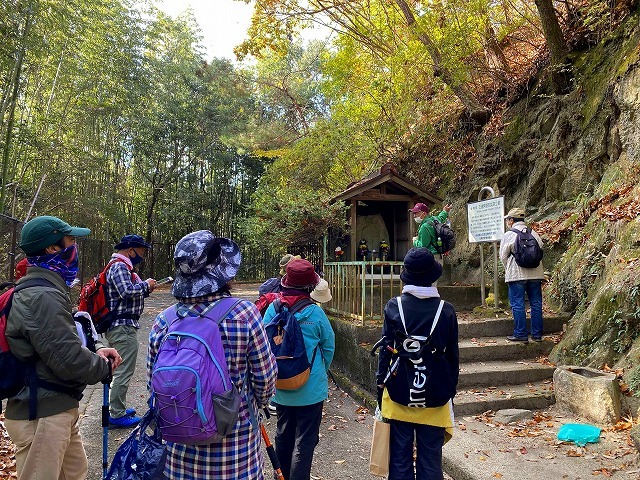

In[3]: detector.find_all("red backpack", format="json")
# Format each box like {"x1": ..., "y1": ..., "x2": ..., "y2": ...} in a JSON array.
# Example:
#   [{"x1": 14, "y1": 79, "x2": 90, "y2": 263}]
[{"x1": 78, "y1": 259, "x2": 131, "y2": 333}]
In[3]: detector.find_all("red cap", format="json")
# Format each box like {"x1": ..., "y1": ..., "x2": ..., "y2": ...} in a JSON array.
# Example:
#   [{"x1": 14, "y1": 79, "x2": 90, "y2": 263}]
[
  {"x1": 409, "y1": 203, "x2": 429, "y2": 214},
  {"x1": 14, "y1": 258, "x2": 28, "y2": 280}
]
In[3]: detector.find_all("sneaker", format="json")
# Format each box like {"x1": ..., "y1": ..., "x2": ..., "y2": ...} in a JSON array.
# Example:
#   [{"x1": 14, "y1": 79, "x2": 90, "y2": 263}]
[
  {"x1": 109, "y1": 414, "x2": 142, "y2": 429},
  {"x1": 506, "y1": 335, "x2": 529, "y2": 342},
  {"x1": 125, "y1": 408, "x2": 136, "y2": 416},
  {"x1": 531, "y1": 336, "x2": 543, "y2": 342}
]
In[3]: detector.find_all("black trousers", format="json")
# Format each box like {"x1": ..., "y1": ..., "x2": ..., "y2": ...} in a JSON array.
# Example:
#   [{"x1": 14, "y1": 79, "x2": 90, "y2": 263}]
[
  {"x1": 274, "y1": 401, "x2": 324, "y2": 480},
  {"x1": 389, "y1": 420, "x2": 445, "y2": 480}
]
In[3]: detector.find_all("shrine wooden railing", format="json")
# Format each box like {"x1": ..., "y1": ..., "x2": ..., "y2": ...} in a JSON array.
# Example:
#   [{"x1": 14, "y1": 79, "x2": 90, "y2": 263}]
[{"x1": 323, "y1": 261, "x2": 404, "y2": 325}]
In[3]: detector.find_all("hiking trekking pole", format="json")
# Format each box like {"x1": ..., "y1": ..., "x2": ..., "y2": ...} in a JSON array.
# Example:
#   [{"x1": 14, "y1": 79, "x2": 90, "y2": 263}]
[
  {"x1": 261, "y1": 408, "x2": 285, "y2": 480},
  {"x1": 102, "y1": 360, "x2": 112, "y2": 479}
]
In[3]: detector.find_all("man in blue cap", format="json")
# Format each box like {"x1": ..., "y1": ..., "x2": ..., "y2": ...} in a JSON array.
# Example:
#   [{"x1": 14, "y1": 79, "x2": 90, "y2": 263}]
[
  {"x1": 103, "y1": 234, "x2": 157, "y2": 427},
  {"x1": 5, "y1": 216, "x2": 122, "y2": 478}
]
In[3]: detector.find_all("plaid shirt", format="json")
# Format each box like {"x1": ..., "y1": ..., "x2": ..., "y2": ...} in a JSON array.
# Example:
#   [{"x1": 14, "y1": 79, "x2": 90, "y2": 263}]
[
  {"x1": 147, "y1": 294, "x2": 277, "y2": 479},
  {"x1": 106, "y1": 254, "x2": 149, "y2": 329}
]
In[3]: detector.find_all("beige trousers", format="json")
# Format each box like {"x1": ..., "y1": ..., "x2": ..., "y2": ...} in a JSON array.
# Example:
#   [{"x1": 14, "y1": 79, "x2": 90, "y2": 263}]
[{"x1": 5, "y1": 408, "x2": 88, "y2": 480}]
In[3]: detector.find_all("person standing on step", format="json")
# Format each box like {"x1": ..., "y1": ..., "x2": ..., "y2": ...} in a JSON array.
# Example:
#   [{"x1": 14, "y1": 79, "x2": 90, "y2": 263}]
[
  {"x1": 104, "y1": 234, "x2": 157, "y2": 428},
  {"x1": 376, "y1": 248, "x2": 458, "y2": 480},
  {"x1": 499, "y1": 207, "x2": 545, "y2": 343},
  {"x1": 411, "y1": 203, "x2": 452, "y2": 286},
  {"x1": 5, "y1": 216, "x2": 122, "y2": 479}
]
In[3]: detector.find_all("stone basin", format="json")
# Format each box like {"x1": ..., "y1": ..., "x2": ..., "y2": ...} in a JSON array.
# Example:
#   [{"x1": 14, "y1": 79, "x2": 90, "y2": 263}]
[{"x1": 553, "y1": 365, "x2": 621, "y2": 425}]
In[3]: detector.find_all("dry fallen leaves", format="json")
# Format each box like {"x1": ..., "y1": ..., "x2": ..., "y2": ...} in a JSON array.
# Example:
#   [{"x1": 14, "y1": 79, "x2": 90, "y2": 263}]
[{"x1": 591, "y1": 467, "x2": 614, "y2": 476}]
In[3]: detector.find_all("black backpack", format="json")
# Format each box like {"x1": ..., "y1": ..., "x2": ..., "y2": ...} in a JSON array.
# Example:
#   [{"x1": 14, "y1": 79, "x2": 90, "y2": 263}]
[
  {"x1": 431, "y1": 219, "x2": 456, "y2": 254},
  {"x1": 510, "y1": 227, "x2": 543, "y2": 268},
  {"x1": 383, "y1": 298, "x2": 455, "y2": 408}
]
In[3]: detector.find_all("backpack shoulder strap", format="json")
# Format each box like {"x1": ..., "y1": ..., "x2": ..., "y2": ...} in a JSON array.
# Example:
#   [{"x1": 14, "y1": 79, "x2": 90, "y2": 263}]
[
  {"x1": 103, "y1": 258, "x2": 132, "y2": 276},
  {"x1": 396, "y1": 296, "x2": 408, "y2": 335},
  {"x1": 290, "y1": 297, "x2": 315, "y2": 315},
  {"x1": 430, "y1": 300, "x2": 445, "y2": 336},
  {"x1": 13, "y1": 278, "x2": 56, "y2": 293},
  {"x1": 397, "y1": 296, "x2": 445, "y2": 336},
  {"x1": 202, "y1": 297, "x2": 241, "y2": 326},
  {"x1": 273, "y1": 297, "x2": 283, "y2": 313}
]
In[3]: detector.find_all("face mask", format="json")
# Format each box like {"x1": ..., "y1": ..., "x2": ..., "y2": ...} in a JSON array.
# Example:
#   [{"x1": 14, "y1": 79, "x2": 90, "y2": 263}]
[
  {"x1": 28, "y1": 243, "x2": 79, "y2": 285},
  {"x1": 414, "y1": 216, "x2": 424, "y2": 224},
  {"x1": 130, "y1": 250, "x2": 144, "y2": 266}
]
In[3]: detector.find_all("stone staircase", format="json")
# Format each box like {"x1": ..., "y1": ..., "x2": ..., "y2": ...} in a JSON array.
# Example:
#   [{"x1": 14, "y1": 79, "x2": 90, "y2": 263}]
[{"x1": 453, "y1": 314, "x2": 567, "y2": 416}]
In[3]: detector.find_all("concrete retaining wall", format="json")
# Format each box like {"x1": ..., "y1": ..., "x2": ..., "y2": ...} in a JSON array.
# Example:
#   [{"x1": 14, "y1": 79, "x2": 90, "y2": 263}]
[{"x1": 329, "y1": 317, "x2": 379, "y2": 395}]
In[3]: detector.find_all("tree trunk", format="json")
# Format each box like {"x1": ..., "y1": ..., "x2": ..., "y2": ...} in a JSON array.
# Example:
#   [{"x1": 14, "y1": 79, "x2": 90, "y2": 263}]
[
  {"x1": 0, "y1": 11, "x2": 32, "y2": 213},
  {"x1": 534, "y1": 0, "x2": 573, "y2": 93},
  {"x1": 145, "y1": 186, "x2": 161, "y2": 243},
  {"x1": 484, "y1": 22, "x2": 510, "y2": 84},
  {"x1": 394, "y1": 0, "x2": 491, "y2": 125}
]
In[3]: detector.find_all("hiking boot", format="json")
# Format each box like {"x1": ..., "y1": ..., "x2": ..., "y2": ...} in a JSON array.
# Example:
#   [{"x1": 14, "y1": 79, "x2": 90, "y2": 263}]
[
  {"x1": 109, "y1": 414, "x2": 142, "y2": 429},
  {"x1": 506, "y1": 335, "x2": 529, "y2": 343}
]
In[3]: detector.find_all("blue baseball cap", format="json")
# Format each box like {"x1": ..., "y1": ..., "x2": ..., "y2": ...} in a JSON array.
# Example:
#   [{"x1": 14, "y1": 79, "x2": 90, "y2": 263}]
[{"x1": 114, "y1": 234, "x2": 151, "y2": 250}]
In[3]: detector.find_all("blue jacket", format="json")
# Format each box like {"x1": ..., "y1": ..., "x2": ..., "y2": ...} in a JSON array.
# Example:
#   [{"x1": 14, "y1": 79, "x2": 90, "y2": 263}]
[{"x1": 263, "y1": 297, "x2": 335, "y2": 406}]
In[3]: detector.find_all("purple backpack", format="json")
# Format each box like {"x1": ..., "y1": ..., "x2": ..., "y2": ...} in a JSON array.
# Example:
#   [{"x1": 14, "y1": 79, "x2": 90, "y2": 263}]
[{"x1": 151, "y1": 298, "x2": 241, "y2": 445}]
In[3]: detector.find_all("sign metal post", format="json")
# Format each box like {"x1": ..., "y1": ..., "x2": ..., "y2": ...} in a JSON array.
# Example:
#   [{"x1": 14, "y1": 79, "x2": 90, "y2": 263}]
[{"x1": 467, "y1": 189, "x2": 504, "y2": 308}]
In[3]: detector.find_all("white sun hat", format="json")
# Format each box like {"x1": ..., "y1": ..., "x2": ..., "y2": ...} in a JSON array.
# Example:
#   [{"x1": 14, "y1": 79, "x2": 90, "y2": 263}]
[{"x1": 310, "y1": 279, "x2": 332, "y2": 304}]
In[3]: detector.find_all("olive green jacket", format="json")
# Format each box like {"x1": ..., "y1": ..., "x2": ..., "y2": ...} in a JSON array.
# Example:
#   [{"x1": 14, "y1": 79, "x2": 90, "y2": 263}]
[{"x1": 5, "y1": 267, "x2": 109, "y2": 420}]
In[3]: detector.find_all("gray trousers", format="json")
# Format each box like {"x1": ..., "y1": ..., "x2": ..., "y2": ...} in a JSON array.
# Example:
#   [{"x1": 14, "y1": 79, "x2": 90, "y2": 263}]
[{"x1": 104, "y1": 325, "x2": 138, "y2": 418}]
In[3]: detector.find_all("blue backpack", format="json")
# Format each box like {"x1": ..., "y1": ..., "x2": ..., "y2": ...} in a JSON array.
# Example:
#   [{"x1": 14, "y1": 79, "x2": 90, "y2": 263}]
[
  {"x1": 265, "y1": 297, "x2": 317, "y2": 390},
  {"x1": 150, "y1": 297, "x2": 242, "y2": 445}
]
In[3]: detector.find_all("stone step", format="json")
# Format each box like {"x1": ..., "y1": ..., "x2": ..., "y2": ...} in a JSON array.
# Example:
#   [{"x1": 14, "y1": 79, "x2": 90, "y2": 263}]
[
  {"x1": 453, "y1": 379, "x2": 555, "y2": 416},
  {"x1": 458, "y1": 315, "x2": 567, "y2": 339},
  {"x1": 458, "y1": 336, "x2": 555, "y2": 362},
  {"x1": 458, "y1": 360, "x2": 555, "y2": 388}
]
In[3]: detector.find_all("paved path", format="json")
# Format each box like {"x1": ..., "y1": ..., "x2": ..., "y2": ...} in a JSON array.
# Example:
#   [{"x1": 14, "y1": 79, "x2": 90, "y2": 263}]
[
  {"x1": 14, "y1": 282, "x2": 636, "y2": 478},
  {"x1": 80, "y1": 284, "x2": 386, "y2": 480}
]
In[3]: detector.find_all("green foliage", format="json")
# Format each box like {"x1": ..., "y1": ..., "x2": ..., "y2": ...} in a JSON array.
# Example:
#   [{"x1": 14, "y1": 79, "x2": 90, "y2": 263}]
[
  {"x1": 244, "y1": 179, "x2": 346, "y2": 248},
  {"x1": 627, "y1": 365, "x2": 640, "y2": 398}
]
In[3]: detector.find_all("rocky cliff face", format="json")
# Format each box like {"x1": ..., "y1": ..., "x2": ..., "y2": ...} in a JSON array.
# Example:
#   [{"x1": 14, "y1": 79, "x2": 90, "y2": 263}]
[{"x1": 441, "y1": 16, "x2": 640, "y2": 385}]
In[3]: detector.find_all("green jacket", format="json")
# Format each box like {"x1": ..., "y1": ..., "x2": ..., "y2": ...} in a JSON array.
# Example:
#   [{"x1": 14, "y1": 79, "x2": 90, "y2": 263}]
[
  {"x1": 414, "y1": 210, "x2": 449, "y2": 254},
  {"x1": 5, "y1": 267, "x2": 109, "y2": 420}
]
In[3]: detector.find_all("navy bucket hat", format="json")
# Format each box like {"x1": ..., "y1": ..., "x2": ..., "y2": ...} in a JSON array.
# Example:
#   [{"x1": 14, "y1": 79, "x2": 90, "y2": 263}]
[
  {"x1": 115, "y1": 234, "x2": 152, "y2": 250},
  {"x1": 172, "y1": 230, "x2": 241, "y2": 299},
  {"x1": 400, "y1": 248, "x2": 443, "y2": 287}
]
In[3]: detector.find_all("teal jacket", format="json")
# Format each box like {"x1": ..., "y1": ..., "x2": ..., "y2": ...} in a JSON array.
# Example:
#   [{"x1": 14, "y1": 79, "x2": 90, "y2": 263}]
[
  {"x1": 414, "y1": 210, "x2": 449, "y2": 254},
  {"x1": 263, "y1": 298, "x2": 335, "y2": 406}
]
